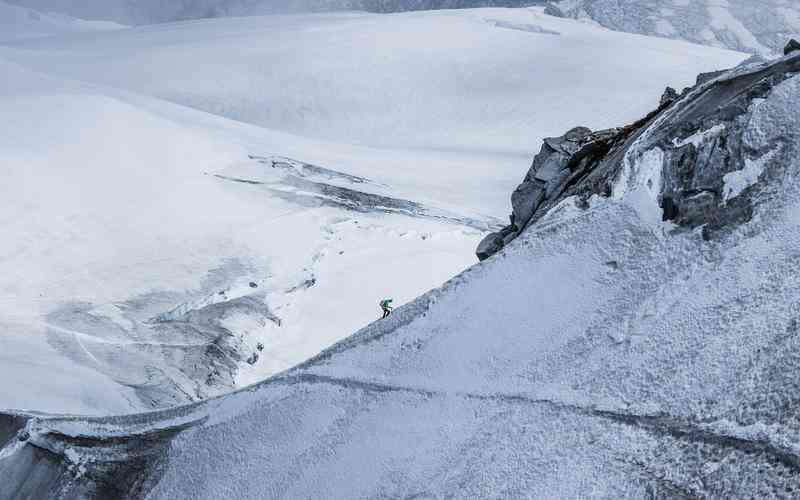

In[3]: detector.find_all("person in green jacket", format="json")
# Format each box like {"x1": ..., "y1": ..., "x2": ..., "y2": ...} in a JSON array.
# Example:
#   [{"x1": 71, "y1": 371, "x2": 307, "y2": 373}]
[{"x1": 380, "y1": 299, "x2": 393, "y2": 318}]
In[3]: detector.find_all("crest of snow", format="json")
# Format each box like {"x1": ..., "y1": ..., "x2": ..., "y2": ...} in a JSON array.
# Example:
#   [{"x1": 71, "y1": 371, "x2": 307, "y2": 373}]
[
  {"x1": 613, "y1": 147, "x2": 665, "y2": 226},
  {"x1": 723, "y1": 148, "x2": 777, "y2": 202},
  {"x1": 672, "y1": 123, "x2": 726, "y2": 148},
  {"x1": 538, "y1": 196, "x2": 585, "y2": 224}
]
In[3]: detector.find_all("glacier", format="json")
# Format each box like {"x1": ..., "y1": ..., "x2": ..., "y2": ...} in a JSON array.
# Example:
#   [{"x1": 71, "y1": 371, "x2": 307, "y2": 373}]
[{"x1": 2, "y1": 22, "x2": 800, "y2": 500}]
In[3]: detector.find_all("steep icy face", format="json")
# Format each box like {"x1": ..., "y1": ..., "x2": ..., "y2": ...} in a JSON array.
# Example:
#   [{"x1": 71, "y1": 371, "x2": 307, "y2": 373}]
[
  {"x1": 547, "y1": 0, "x2": 800, "y2": 55},
  {"x1": 3, "y1": 49, "x2": 800, "y2": 500}
]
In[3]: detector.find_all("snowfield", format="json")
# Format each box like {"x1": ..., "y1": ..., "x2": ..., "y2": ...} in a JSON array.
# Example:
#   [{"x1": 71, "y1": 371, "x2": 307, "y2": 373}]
[
  {"x1": 0, "y1": 1, "x2": 123, "y2": 42},
  {"x1": 6, "y1": 51, "x2": 800, "y2": 494},
  {"x1": 0, "y1": 7, "x2": 745, "y2": 415}
]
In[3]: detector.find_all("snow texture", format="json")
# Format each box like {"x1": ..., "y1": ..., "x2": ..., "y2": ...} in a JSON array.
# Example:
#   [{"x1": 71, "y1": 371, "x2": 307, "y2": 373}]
[
  {"x1": 550, "y1": 0, "x2": 800, "y2": 55},
  {"x1": 0, "y1": 7, "x2": 744, "y2": 415},
  {"x1": 2, "y1": 29, "x2": 800, "y2": 500}
]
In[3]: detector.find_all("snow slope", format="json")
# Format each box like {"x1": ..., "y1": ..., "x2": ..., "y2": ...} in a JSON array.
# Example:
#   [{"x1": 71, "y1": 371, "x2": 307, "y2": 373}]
[
  {"x1": 4, "y1": 8, "x2": 746, "y2": 213},
  {"x1": 548, "y1": 0, "x2": 800, "y2": 55},
  {"x1": 0, "y1": 8, "x2": 745, "y2": 415},
  {"x1": 0, "y1": 1, "x2": 123, "y2": 42},
  {"x1": 0, "y1": 58, "x2": 485, "y2": 415},
  {"x1": 4, "y1": 52, "x2": 800, "y2": 499}
]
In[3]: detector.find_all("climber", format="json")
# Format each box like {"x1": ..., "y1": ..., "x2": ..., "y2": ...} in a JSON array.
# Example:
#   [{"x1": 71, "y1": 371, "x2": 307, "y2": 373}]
[{"x1": 380, "y1": 298, "x2": 393, "y2": 319}]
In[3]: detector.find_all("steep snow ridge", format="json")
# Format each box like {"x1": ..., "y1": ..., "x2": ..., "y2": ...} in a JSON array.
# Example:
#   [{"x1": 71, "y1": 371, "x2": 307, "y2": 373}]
[
  {"x1": 2, "y1": 46, "x2": 800, "y2": 500},
  {"x1": 548, "y1": 0, "x2": 800, "y2": 55}
]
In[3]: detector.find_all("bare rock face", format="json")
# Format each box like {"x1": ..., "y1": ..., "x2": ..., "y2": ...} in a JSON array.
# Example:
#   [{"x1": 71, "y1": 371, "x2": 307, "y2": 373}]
[
  {"x1": 659, "y1": 86, "x2": 679, "y2": 107},
  {"x1": 786, "y1": 38, "x2": 800, "y2": 55},
  {"x1": 478, "y1": 50, "x2": 800, "y2": 260}
]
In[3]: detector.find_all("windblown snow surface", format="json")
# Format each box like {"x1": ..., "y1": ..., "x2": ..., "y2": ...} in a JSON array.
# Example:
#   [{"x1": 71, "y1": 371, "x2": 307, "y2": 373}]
[
  {"x1": 0, "y1": 8, "x2": 745, "y2": 416},
  {"x1": 5, "y1": 52, "x2": 800, "y2": 498}
]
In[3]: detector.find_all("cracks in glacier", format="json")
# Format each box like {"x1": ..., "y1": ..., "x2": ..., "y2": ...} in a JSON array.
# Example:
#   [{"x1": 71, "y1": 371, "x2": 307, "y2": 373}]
[{"x1": 216, "y1": 155, "x2": 501, "y2": 231}]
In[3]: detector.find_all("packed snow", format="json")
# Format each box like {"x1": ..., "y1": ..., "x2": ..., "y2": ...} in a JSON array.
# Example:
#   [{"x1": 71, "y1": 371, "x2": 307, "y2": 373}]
[{"x1": 0, "y1": 7, "x2": 745, "y2": 415}]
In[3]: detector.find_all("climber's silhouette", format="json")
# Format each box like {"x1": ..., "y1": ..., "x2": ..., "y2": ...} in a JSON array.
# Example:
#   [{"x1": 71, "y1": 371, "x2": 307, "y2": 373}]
[{"x1": 380, "y1": 299, "x2": 393, "y2": 319}]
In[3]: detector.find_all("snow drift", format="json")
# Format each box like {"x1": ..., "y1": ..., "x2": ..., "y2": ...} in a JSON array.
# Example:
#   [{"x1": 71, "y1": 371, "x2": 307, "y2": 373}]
[{"x1": 3, "y1": 38, "x2": 800, "y2": 500}]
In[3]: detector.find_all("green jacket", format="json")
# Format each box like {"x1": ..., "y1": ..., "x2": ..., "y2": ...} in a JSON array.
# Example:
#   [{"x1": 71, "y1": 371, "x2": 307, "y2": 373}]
[{"x1": 380, "y1": 299, "x2": 393, "y2": 309}]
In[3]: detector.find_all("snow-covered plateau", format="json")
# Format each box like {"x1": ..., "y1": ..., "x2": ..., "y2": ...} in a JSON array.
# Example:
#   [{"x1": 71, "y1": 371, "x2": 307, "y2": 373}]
[{"x1": 6, "y1": 2, "x2": 800, "y2": 499}]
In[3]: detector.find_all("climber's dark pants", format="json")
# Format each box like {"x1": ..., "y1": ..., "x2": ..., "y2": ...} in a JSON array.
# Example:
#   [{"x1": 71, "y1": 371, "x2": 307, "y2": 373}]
[{"x1": 382, "y1": 308, "x2": 391, "y2": 318}]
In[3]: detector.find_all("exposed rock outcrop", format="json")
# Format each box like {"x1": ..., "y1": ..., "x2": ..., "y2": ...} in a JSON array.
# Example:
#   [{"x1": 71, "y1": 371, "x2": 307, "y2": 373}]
[
  {"x1": 786, "y1": 38, "x2": 800, "y2": 55},
  {"x1": 478, "y1": 49, "x2": 800, "y2": 260}
]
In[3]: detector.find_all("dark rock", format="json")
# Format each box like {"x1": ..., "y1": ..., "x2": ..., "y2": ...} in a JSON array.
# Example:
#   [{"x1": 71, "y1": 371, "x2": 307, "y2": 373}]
[
  {"x1": 477, "y1": 226, "x2": 517, "y2": 261},
  {"x1": 785, "y1": 39, "x2": 800, "y2": 55},
  {"x1": 675, "y1": 190, "x2": 719, "y2": 226},
  {"x1": 501, "y1": 230, "x2": 518, "y2": 246},
  {"x1": 695, "y1": 69, "x2": 728, "y2": 86},
  {"x1": 661, "y1": 196, "x2": 678, "y2": 222},
  {"x1": 543, "y1": 3, "x2": 564, "y2": 17},
  {"x1": 511, "y1": 180, "x2": 546, "y2": 228},
  {"x1": 476, "y1": 232, "x2": 504, "y2": 261},
  {"x1": 249, "y1": 282, "x2": 258, "y2": 288},
  {"x1": 476, "y1": 126, "x2": 599, "y2": 260},
  {"x1": 478, "y1": 52, "x2": 800, "y2": 261},
  {"x1": 660, "y1": 86, "x2": 679, "y2": 107}
]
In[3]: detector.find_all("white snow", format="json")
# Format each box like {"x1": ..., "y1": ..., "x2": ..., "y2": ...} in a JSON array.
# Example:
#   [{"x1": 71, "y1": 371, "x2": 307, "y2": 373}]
[
  {"x1": 706, "y1": 0, "x2": 772, "y2": 55},
  {"x1": 672, "y1": 123, "x2": 726, "y2": 148},
  {"x1": 614, "y1": 147, "x2": 666, "y2": 226},
  {"x1": 0, "y1": 1, "x2": 124, "y2": 42},
  {"x1": 723, "y1": 148, "x2": 777, "y2": 201},
  {"x1": 0, "y1": 7, "x2": 746, "y2": 414}
]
